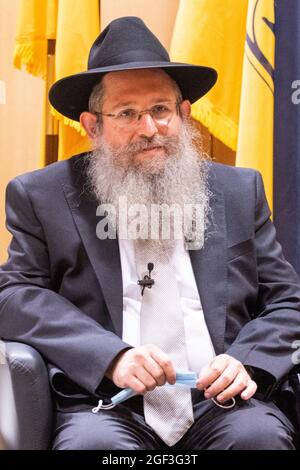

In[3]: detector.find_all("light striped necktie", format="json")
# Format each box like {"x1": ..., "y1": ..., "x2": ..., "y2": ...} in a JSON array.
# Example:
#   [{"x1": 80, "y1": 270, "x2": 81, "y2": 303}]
[{"x1": 134, "y1": 240, "x2": 194, "y2": 446}]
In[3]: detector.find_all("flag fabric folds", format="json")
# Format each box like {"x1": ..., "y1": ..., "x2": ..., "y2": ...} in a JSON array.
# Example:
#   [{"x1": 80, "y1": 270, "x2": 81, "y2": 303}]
[
  {"x1": 235, "y1": 0, "x2": 275, "y2": 212},
  {"x1": 53, "y1": 0, "x2": 100, "y2": 160},
  {"x1": 170, "y1": 0, "x2": 248, "y2": 151},
  {"x1": 14, "y1": 0, "x2": 57, "y2": 79},
  {"x1": 273, "y1": 1, "x2": 300, "y2": 275},
  {"x1": 14, "y1": 0, "x2": 100, "y2": 162}
]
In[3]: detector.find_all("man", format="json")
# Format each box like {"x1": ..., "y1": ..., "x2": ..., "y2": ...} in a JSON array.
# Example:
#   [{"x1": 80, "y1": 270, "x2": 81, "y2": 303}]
[{"x1": 0, "y1": 16, "x2": 299, "y2": 450}]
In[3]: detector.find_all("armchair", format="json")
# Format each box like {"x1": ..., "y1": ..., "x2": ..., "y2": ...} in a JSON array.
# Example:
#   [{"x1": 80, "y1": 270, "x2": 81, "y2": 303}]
[{"x1": 0, "y1": 340, "x2": 52, "y2": 450}]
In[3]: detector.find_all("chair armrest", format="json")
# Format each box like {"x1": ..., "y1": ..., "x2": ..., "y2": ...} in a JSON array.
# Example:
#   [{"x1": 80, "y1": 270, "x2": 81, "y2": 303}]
[{"x1": 0, "y1": 340, "x2": 53, "y2": 449}]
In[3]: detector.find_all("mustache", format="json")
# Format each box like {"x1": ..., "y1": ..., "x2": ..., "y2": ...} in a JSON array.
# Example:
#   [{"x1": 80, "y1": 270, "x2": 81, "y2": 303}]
[{"x1": 113, "y1": 134, "x2": 180, "y2": 156}]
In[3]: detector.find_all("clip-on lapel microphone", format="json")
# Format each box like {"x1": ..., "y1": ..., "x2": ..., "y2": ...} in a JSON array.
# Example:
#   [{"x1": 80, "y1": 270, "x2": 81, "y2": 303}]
[{"x1": 138, "y1": 262, "x2": 155, "y2": 296}]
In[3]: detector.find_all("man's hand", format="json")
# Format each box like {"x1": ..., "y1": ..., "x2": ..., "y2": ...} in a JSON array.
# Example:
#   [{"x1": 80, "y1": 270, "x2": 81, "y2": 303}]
[
  {"x1": 105, "y1": 344, "x2": 176, "y2": 394},
  {"x1": 196, "y1": 354, "x2": 257, "y2": 403}
]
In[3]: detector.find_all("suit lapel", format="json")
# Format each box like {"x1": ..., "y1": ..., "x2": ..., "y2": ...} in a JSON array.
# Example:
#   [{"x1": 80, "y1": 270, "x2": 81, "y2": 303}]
[
  {"x1": 189, "y1": 179, "x2": 227, "y2": 355},
  {"x1": 61, "y1": 179, "x2": 123, "y2": 338}
]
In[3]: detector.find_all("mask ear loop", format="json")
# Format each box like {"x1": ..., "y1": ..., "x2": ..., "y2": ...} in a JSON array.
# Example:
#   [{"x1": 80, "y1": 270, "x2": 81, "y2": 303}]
[
  {"x1": 204, "y1": 386, "x2": 236, "y2": 409},
  {"x1": 92, "y1": 400, "x2": 117, "y2": 413},
  {"x1": 210, "y1": 396, "x2": 236, "y2": 409},
  {"x1": 92, "y1": 387, "x2": 137, "y2": 413}
]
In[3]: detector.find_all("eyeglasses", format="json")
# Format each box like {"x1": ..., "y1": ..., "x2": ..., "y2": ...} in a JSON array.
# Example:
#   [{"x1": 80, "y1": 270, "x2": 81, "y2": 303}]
[{"x1": 94, "y1": 101, "x2": 180, "y2": 129}]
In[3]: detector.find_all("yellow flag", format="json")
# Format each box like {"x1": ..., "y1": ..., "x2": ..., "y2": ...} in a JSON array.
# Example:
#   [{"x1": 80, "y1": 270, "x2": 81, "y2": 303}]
[
  {"x1": 54, "y1": 0, "x2": 100, "y2": 160},
  {"x1": 14, "y1": 0, "x2": 100, "y2": 163},
  {"x1": 14, "y1": 0, "x2": 57, "y2": 79},
  {"x1": 170, "y1": 0, "x2": 248, "y2": 151},
  {"x1": 236, "y1": 0, "x2": 275, "y2": 211}
]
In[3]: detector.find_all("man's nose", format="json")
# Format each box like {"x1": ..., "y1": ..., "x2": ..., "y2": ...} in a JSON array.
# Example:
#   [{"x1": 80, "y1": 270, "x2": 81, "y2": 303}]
[{"x1": 136, "y1": 112, "x2": 159, "y2": 138}]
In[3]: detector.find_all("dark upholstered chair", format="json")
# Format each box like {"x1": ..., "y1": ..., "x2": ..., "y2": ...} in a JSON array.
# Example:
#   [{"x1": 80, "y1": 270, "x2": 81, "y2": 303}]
[{"x1": 0, "y1": 341, "x2": 52, "y2": 449}]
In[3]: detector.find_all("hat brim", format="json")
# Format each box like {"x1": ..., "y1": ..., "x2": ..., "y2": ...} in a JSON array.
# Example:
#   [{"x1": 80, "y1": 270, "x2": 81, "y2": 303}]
[{"x1": 49, "y1": 61, "x2": 217, "y2": 122}]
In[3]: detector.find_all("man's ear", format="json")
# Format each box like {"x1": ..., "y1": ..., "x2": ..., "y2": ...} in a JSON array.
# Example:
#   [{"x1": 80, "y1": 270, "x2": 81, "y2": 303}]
[
  {"x1": 180, "y1": 100, "x2": 191, "y2": 119},
  {"x1": 80, "y1": 112, "x2": 98, "y2": 140}
]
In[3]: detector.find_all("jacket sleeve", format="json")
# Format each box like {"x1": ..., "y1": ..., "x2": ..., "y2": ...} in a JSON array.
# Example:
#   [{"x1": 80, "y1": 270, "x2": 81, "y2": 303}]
[
  {"x1": 226, "y1": 171, "x2": 300, "y2": 388},
  {"x1": 0, "y1": 177, "x2": 130, "y2": 395}
]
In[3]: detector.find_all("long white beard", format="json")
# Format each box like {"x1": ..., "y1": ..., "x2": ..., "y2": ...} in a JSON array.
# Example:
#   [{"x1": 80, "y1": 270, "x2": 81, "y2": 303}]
[{"x1": 85, "y1": 120, "x2": 211, "y2": 251}]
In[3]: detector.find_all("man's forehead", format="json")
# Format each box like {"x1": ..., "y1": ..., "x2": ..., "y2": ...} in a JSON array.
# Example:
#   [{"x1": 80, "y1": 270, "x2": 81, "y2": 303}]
[
  {"x1": 102, "y1": 68, "x2": 176, "y2": 92},
  {"x1": 100, "y1": 69, "x2": 178, "y2": 109}
]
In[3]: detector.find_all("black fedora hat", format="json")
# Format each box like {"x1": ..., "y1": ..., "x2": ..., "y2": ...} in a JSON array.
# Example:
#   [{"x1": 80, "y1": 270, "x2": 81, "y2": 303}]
[{"x1": 49, "y1": 16, "x2": 217, "y2": 122}]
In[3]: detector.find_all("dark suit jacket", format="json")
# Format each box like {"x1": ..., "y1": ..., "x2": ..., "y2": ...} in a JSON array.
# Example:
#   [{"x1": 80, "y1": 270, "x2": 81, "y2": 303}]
[{"x1": 1, "y1": 153, "x2": 300, "y2": 410}]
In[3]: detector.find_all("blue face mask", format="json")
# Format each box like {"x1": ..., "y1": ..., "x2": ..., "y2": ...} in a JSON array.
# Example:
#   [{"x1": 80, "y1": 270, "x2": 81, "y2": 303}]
[{"x1": 92, "y1": 371, "x2": 235, "y2": 413}]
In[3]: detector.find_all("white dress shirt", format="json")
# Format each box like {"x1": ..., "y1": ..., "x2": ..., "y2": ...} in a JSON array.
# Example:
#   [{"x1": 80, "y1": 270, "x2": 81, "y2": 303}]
[{"x1": 119, "y1": 239, "x2": 216, "y2": 374}]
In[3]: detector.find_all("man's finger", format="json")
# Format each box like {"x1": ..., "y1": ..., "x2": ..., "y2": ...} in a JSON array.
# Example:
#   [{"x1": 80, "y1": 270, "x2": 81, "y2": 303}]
[
  {"x1": 134, "y1": 365, "x2": 161, "y2": 391},
  {"x1": 202, "y1": 363, "x2": 239, "y2": 397},
  {"x1": 240, "y1": 380, "x2": 257, "y2": 400},
  {"x1": 197, "y1": 355, "x2": 230, "y2": 389},
  {"x1": 214, "y1": 372, "x2": 253, "y2": 403},
  {"x1": 127, "y1": 376, "x2": 150, "y2": 395},
  {"x1": 143, "y1": 356, "x2": 167, "y2": 386},
  {"x1": 149, "y1": 347, "x2": 176, "y2": 384}
]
